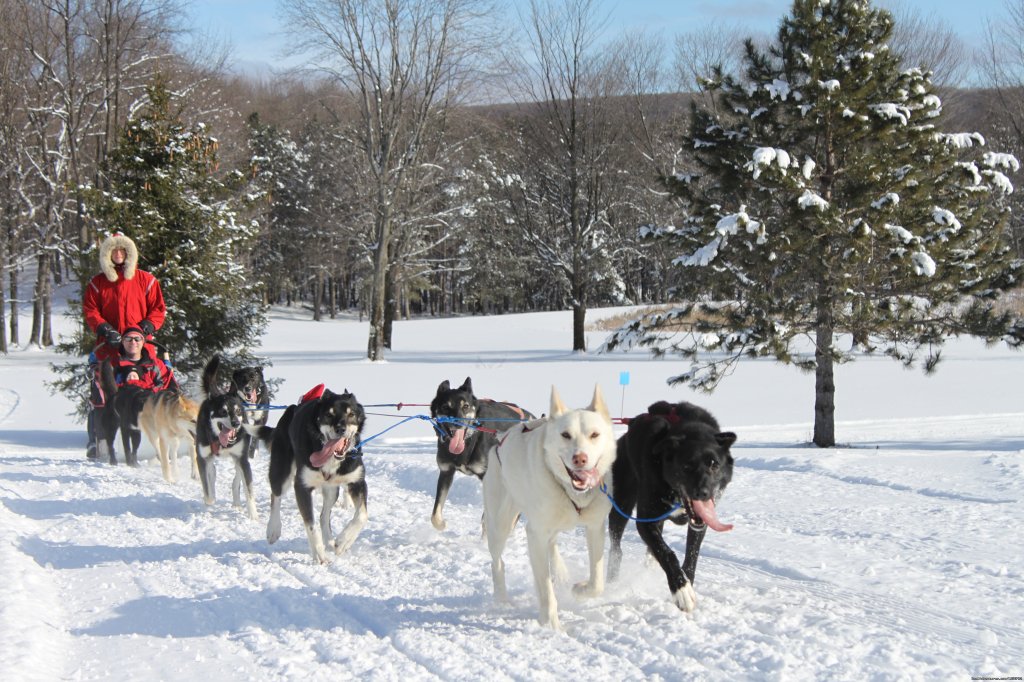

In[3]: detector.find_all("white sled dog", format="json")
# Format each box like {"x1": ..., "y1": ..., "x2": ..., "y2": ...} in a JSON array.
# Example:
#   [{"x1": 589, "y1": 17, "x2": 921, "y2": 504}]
[{"x1": 482, "y1": 385, "x2": 616, "y2": 630}]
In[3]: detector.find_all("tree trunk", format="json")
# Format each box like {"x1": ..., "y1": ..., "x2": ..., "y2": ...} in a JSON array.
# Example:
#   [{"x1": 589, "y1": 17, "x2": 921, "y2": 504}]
[
  {"x1": 42, "y1": 283, "x2": 53, "y2": 347},
  {"x1": 383, "y1": 270, "x2": 395, "y2": 350},
  {"x1": 572, "y1": 275, "x2": 587, "y2": 352},
  {"x1": 572, "y1": 302, "x2": 586, "y2": 352},
  {"x1": 8, "y1": 266, "x2": 17, "y2": 346},
  {"x1": 0, "y1": 257, "x2": 6, "y2": 353},
  {"x1": 329, "y1": 277, "x2": 337, "y2": 319},
  {"x1": 312, "y1": 271, "x2": 323, "y2": 321},
  {"x1": 367, "y1": 216, "x2": 391, "y2": 361},
  {"x1": 813, "y1": 301, "x2": 836, "y2": 447},
  {"x1": 30, "y1": 252, "x2": 51, "y2": 346}
]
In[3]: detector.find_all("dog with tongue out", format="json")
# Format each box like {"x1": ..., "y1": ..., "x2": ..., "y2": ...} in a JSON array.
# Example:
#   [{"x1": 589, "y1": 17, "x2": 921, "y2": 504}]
[
  {"x1": 428, "y1": 377, "x2": 534, "y2": 532},
  {"x1": 254, "y1": 385, "x2": 368, "y2": 565},
  {"x1": 195, "y1": 355, "x2": 258, "y2": 520},
  {"x1": 607, "y1": 401, "x2": 737, "y2": 613}
]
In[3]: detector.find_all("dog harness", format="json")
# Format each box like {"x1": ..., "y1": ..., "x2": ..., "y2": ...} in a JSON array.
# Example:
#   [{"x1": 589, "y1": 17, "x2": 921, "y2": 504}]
[
  {"x1": 299, "y1": 384, "x2": 326, "y2": 403},
  {"x1": 492, "y1": 423, "x2": 534, "y2": 466}
]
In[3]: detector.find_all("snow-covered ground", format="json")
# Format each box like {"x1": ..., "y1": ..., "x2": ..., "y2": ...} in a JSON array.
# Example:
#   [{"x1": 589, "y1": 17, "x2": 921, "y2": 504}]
[{"x1": 0, "y1": 303, "x2": 1021, "y2": 681}]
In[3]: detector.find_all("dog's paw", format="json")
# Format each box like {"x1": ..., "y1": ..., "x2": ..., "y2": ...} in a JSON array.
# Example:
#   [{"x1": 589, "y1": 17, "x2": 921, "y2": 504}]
[
  {"x1": 672, "y1": 582, "x2": 697, "y2": 612},
  {"x1": 430, "y1": 514, "x2": 447, "y2": 531},
  {"x1": 572, "y1": 580, "x2": 602, "y2": 599},
  {"x1": 538, "y1": 611, "x2": 564, "y2": 632},
  {"x1": 333, "y1": 532, "x2": 357, "y2": 555},
  {"x1": 266, "y1": 520, "x2": 281, "y2": 545}
]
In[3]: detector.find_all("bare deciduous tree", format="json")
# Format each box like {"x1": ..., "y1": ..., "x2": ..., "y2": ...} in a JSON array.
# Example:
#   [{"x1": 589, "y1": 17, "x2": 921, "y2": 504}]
[
  {"x1": 885, "y1": 0, "x2": 969, "y2": 88},
  {"x1": 673, "y1": 20, "x2": 747, "y2": 102},
  {"x1": 282, "y1": 0, "x2": 496, "y2": 360},
  {"x1": 494, "y1": 0, "x2": 634, "y2": 351},
  {"x1": 6, "y1": 0, "x2": 183, "y2": 348},
  {"x1": 979, "y1": 0, "x2": 1024, "y2": 257},
  {"x1": 0, "y1": 0, "x2": 32, "y2": 351}
]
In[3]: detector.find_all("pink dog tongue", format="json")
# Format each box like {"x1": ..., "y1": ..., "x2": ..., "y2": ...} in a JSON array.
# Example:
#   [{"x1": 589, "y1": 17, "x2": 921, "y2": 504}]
[
  {"x1": 690, "y1": 498, "x2": 733, "y2": 532},
  {"x1": 570, "y1": 468, "x2": 602, "y2": 491},
  {"x1": 310, "y1": 437, "x2": 348, "y2": 468},
  {"x1": 218, "y1": 426, "x2": 236, "y2": 448},
  {"x1": 447, "y1": 428, "x2": 467, "y2": 455}
]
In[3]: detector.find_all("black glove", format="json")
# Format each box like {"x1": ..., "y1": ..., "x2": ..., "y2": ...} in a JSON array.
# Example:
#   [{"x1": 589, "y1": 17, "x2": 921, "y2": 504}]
[
  {"x1": 139, "y1": 319, "x2": 155, "y2": 336},
  {"x1": 97, "y1": 323, "x2": 121, "y2": 346}
]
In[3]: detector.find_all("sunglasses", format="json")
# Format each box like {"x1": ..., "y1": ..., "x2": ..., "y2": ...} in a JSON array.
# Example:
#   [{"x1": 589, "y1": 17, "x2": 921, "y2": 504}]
[{"x1": 123, "y1": 335, "x2": 145, "y2": 342}]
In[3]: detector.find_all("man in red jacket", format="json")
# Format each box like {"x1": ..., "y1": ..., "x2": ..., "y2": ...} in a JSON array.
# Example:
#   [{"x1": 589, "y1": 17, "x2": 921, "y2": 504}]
[
  {"x1": 111, "y1": 325, "x2": 175, "y2": 392},
  {"x1": 85, "y1": 232, "x2": 167, "y2": 458}
]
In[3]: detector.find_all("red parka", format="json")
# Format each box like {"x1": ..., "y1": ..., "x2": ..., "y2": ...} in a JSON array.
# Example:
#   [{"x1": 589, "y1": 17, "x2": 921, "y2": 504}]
[{"x1": 84, "y1": 233, "x2": 166, "y2": 362}]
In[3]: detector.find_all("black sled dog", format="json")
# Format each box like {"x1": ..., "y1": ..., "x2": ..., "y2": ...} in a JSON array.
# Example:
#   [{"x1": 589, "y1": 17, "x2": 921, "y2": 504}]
[
  {"x1": 429, "y1": 377, "x2": 533, "y2": 531},
  {"x1": 204, "y1": 355, "x2": 270, "y2": 461},
  {"x1": 195, "y1": 355, "x2": 257, "y2": 520},
  {"x1": 97, "y1": 360, "x2": 150, "y2": 467},
  {"x1": 256, "y1": 385, "x2": 367, "y2": 564},
  {"x1": 608, "y1": 401, "x2": 736, "y2": 613},
  {"x1": 229, "y1": 362, "x2": 270, "y2": 460}
]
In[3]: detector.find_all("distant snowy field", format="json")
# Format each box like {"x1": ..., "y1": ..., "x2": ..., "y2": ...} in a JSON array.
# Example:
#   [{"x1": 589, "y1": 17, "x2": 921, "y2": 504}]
[{"x1": 0, "y1": 303, "x2": 1021, "y2": 681}]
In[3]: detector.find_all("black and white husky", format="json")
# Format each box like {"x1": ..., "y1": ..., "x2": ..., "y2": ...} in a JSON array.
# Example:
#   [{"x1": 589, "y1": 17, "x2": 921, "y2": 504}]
[
  {"x1": 195, "y1": 355, "x2": 257, "y2": 520},
  {"x1": 255, "y1": 386, "x2": 367, "y2": 564},
  {"x1": 429, "y1": 377, "x2": 533, "y2": 531},
  {"x1": 203, "y1": 355, "x2": 270, "y2": 462}
]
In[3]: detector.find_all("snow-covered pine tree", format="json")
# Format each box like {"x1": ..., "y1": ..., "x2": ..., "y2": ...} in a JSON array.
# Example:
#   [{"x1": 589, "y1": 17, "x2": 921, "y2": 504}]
[
  {"x1": 606, "y1": 0, "x2": 1023, "y2": 446},
  {"x1": 85, "y1": 78, "x2": 265, "y2": 376}
]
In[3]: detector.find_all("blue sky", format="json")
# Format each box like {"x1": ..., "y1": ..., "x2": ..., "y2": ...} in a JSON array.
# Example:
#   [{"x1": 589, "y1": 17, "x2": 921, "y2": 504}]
[{"x1": 186, "y1": 0, "x2": 1005, "y2": 72}]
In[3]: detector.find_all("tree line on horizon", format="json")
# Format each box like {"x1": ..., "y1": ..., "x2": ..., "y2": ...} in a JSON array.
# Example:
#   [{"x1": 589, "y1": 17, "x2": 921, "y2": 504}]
[{"x1": 2, "y1": 0, "x2": 1023, "y2": 445}]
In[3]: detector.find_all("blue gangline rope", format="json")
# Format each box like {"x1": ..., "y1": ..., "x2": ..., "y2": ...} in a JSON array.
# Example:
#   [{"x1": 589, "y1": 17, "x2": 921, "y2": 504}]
[{"x1": 600, "y1": 483, "x2": 684, "y2": 523}]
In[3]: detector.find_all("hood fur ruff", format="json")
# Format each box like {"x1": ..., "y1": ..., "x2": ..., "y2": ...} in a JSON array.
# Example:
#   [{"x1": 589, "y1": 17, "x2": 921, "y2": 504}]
[{"x1": 99, "y1": 233, "x2": 138, "y2": 282}]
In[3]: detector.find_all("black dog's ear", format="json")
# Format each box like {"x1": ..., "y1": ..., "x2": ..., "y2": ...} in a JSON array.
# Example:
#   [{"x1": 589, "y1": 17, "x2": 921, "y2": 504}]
[
  {"x1": 634, "y1": 415, "x2": 673, "y2": 452},
  {"x1": 436, "y1": 380, "x2": 451, "y2": 395},
  {"x1": 460, "y1": 376, "x2": 473, "y2": 393},
  {"x1": 716, "y1": 431, "x2": 737, "y2": 448},
  {"x1": 630, "y1": 413, "x2": 671, "y2": 438},
  {"x1": 652, "y1": 433, "x2": 686, "y2": 460}
]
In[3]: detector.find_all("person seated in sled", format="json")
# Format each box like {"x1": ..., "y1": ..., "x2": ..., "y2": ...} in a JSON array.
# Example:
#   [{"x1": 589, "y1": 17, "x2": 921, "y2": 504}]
[
  {"x1": 111, "y1": 325, "x2": 176, "y2": 392},
  {"x1": 84, "y1": 232, "x2": 167, "y2": 458}
]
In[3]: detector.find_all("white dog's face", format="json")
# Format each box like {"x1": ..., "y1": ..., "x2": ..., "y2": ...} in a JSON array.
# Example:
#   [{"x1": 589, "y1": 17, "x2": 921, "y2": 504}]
[{"x1": 543, "y1": 385, "x2": 616, "y2": 492}]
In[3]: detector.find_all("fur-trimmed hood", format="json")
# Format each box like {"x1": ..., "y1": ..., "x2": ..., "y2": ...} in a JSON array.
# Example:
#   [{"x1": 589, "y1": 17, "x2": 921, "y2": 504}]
[{"x1": 99, "y1": 232, "x2": 139, "y2": 282}]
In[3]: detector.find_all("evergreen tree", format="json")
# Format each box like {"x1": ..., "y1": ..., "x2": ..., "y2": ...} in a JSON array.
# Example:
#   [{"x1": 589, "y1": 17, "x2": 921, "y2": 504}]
[
  {"x1": 83, "y1": 78, "x2": 264, "y2": 377},
  {"x1": 606, "y1": 0, "x2": 1023, "y2": 446}
]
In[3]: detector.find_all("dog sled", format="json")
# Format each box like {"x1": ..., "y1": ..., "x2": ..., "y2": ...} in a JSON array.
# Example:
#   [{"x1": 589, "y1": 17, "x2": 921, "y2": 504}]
[{"x1": 86, "y1": 337, "x2": 182, "y2": 465}]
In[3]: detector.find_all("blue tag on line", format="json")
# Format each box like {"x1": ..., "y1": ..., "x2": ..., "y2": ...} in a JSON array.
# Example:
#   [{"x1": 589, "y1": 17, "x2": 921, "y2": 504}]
[{"x1": 619, "y1": 371, "x2": 630, "y2": 386}]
